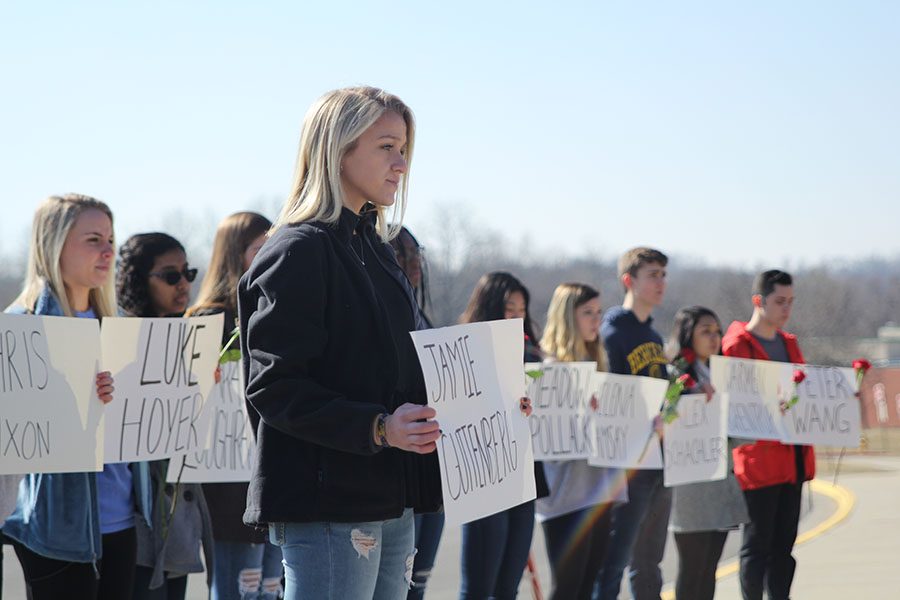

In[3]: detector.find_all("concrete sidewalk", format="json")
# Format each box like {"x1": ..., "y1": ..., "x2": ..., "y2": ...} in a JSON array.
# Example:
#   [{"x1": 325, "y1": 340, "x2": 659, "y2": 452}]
[
  {"x1": 710, "y1": 454, "x2": 900, "y2": 599},
  {"x1": 3, "y1": 455, "x2": 897, "y2": 598}
]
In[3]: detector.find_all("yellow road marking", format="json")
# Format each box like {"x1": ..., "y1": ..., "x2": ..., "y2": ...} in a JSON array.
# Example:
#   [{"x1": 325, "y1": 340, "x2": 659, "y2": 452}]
[{"x1": 660, "y1": 479, "x2": 855, "y2": 599}]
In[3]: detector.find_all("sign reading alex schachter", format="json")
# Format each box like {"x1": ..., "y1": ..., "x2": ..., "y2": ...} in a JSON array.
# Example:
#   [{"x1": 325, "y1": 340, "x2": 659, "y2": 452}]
[
  {"x1": 101, "y1": 314, "x2": 222, "y2": 463},
  {"x1": 410, "y1": 319, "x2": 536, "y2": 528},
  {"x1": 0, "y1": 313, "x2": 105, "y2": 474},
  {"x1": 587, "y1": 372, "x2": 668, "y2": 470},
  {"x1": 664, "y1": 393, "x2": 728, "y2": 487},
  {"x1": 167, "y1": 359, "x2": 254, "y2": 483},
  {"x1": 780, "y1": 365, "x2": 860, "y2": 447},
  {"x1": 527, "y1": 362, "x2": 598, "y2": 460},
  {"x1": 711, "y1": 355, "x2": 784, "y2": 441}
]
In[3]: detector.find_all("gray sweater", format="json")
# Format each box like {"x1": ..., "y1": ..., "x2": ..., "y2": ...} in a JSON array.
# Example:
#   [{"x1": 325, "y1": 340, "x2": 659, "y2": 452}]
[{"x1": 670, "y1": 361, "x2": 750, "y2": 533}]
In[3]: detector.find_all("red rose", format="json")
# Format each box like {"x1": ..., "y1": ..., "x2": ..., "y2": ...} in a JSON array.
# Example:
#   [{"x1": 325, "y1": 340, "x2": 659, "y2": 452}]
[
  {"x1": 677, "y1": 373, "x2": 696, "y2": 389},
  {"x1": 680, "y1": 348, "x2": 697, "y2": 365},
  {"x1": 852, "y1": 359, "x2": 872, "y2": 373},
  {"x1": 792, "y1": 369, "x2": 806, "y2": 384}
]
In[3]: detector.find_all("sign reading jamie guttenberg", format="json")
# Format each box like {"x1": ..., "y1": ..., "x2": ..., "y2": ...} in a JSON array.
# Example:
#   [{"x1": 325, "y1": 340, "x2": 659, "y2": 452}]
[
  {"x1": 410, "y1": 319, "x2": 536, "y2": 528},
  {"x1": 0, "y1": 313, "x2": 105, "y2": 474},
  {"x1": 167, "y1": 359, "x2": 255, "y2": 483},
  {"x1": 101, "y1": 314, "x2": 223, "y2": 463},
  {"x1": 526, "y1": 362, "x2": 598, "y2": 460}
]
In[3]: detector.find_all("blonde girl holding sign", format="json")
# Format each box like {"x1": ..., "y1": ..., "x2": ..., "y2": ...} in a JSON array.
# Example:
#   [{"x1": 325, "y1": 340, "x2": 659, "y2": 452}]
[
  {"x1": 239, "y1": 86, "x2": 443, "y2": 600},
  {"x1": 2, "y1": 194, "x2": 152, "y2": 600},
  {"x1": 536, "y1": 283, "x2": 627, "y2": 600}
]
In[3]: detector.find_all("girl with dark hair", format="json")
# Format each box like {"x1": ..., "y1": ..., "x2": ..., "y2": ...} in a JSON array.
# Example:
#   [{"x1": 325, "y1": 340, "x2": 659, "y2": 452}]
[
  {"x1": 186, "y1": 212, "x2": 285, "y2": 600},
  {"x1": 117, "y1": 233, "x2": 214, "y2": 600},
  {"x1": 457, "y1": 272, "x2": 548, "y2": 600},
  {"x1": 390, "y1": 226, "x2": 443, "y2": 600},
  {"x1": 668, "y1": 306, "x2": 749, "y2": 600}
]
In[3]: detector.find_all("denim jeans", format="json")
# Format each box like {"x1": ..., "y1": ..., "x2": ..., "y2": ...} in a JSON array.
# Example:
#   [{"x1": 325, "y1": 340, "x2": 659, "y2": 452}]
[
  {"x1": 459, "y1": 500, "x2": 535, "y2": 600},
  {"x1": 212, "y1": 540, "x2": 284, "y2": 600},
  {"x1": 270, "y1": 508, "x2": 415, "y2": 600},
  {"x1": 408, "y1": 512, "x2": 445, "y2": 600},
  {"x1": 595, "y1": 469, "x2": 671, "y2": 600}
]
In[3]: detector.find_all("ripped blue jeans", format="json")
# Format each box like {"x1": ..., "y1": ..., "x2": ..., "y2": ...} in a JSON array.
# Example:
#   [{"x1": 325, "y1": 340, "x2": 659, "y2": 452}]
[
  {"x1": 270, "y1": 508, "x2": 415, "y2": 600},
  {"x1": 212, "y1": 540, "x2": 284, "y2": 600}
]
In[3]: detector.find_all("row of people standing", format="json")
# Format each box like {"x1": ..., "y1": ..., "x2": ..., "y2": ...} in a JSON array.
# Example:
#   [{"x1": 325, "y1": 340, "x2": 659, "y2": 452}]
[
  {"x1": 0, "y1": 194, "x2": 284, "y2": 599},
  {"x1": 392, "y1": 242, "x2": 809, "y2": 600},
  {"x1": 2, "y1": 84, "x2": 813, "y2": 600}
]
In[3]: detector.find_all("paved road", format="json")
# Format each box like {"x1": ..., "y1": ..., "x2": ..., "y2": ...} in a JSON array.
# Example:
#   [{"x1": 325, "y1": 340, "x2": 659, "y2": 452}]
[{"x1": 3, "y1": 455, "x2": 895, "y2": 599}]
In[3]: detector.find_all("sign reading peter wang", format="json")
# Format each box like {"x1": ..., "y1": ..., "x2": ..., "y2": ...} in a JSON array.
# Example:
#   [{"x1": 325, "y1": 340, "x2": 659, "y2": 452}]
[
  {"x1": 780, "y1": 364, "x2": 860, "y2": 447},
  {"x1": 0, "y1": 313, "x2": 104, "y2": 474},
  {"x1": 167, "y1": 359, "x2": 255, "y2": 483},
  {"x1": 410, "y1": 319, "x2": 536, "y2": 528},
  {"x1": 527, "y1": 361, "x2": 598, "y2": 460},
  {"x1": 101, "y1": 314, "x2": 222, "y2": 463}
]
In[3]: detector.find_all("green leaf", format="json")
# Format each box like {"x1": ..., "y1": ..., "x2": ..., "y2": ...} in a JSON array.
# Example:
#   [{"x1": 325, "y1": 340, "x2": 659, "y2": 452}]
[{"x1": 525, "y1": 369, "x2": 544, "y2": 380}]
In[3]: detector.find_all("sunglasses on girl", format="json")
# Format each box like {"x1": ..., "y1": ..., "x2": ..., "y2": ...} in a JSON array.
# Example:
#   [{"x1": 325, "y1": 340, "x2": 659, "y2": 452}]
[{"x1": 150, "y1": 267, "x2": 198, "y2": 286}]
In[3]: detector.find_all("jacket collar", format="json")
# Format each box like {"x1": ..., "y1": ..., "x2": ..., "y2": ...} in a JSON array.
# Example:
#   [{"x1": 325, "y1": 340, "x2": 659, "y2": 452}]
[
  {"x1": 336, "y1": 205, "x2": 378, "y2": 243},
  {"x1": 34, "y1": 285, "x2": 64, "y2": 316},
  {"x1": 724, "y1": 320, "x2": 804, "y2": 363}
]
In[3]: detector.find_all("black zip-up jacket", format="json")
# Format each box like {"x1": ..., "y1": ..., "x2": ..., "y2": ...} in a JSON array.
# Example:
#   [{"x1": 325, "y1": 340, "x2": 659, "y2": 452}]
[{"x1": 238, "y1": 207, "x2": 438, "y2": 525}]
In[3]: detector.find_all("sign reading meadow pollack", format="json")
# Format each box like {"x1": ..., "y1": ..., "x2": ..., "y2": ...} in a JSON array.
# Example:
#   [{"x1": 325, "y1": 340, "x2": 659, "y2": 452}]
[
  {"x1": 779, "y1": 364, "x2": 860, "y2": 447},
  {"x1": 101, "y1": 314, "x2": 223, "y2": 463},
  {"x1": 587, "y1": 372, "x2": 668, "y2": 469},
  {"x1": 0, "y1": 313, "x2": 104, "y2": 474},
  {"x1": 166, "y1": 359, "x2": 255, "y2": 483},
  {"x1": 663, "y1": 393, "x2": 728, "y2": 487},
  {"x1": 526, "y1": 361, "x2": 598, "y2": 460},
  {"x1": 710, "y1": 355, "x2": 783, "y2": 441},
  {"x1": 409, "y1": 319, "x2": 536, "y2": 528}
]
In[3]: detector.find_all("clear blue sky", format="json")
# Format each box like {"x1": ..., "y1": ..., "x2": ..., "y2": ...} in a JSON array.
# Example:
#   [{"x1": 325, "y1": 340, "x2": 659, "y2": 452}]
[{"x1": 2, "y1": 1, "x2": 898, "y2": 268}]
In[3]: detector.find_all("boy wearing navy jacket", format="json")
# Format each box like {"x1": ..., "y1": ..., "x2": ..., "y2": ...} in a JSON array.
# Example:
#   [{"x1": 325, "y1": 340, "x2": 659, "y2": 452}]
[
  {"x1": 595, "y1": 247, "x2": 671, "y2": 600},
  {"x1": 722, "y1": 270, "x2": 813, "y2": 600}
]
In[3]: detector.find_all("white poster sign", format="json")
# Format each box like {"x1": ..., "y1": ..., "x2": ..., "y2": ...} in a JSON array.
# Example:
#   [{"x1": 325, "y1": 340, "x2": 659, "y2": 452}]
[
  {"x1": 779, "y1": 364, "x2": 861, "y2": 447},
  {"x1": 167, "y1": 359, "x2": 255, "y2": 482},
  {"x1": 410, "y1": 319, "x2": 536, "y2": 528},
  {"x1": 527, "y1": 361, "x2": 598, "y2": 460},
  {"x1": 101, "y1": 315, "x2": 223, "y2": 462},
  {"x1": 0, "y1": 313, "x2": 104, "y2": 474},
  {"x1": 663, "y1": 393, "x2": 728, "y2": 487},
  {"x1": 711, "y1": 355, "x2": 784, "y2": 441},
  {"x1": 587, "y1": 372, "x2": 668, "y2": 469}
]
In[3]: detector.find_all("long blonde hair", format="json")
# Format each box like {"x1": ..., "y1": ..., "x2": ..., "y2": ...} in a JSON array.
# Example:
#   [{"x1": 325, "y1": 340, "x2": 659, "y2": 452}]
[
  {"x1": 540, "y1": 283, "x2": 607, "y2": 371},
  {"x1": 188, "y1": 211, "x2": 272, "y2": 317},
  {"x1": 13, "y1": 194, "x2": 117, "y2": 317},
  {"x1": 272, "y1": 86, "x2": 415, "y2": 242}
]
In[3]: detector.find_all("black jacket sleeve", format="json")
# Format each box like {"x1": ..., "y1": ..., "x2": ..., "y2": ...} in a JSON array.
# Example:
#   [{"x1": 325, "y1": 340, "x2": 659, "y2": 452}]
[{"x1": 240, "y1": 227, "x2": 384, "y2": 455}]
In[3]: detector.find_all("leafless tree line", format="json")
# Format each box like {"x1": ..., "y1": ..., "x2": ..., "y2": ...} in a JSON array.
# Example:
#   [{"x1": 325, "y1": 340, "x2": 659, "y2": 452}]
[{"x1": 2, "y1": 201, "x2": 898, "y2": 366}]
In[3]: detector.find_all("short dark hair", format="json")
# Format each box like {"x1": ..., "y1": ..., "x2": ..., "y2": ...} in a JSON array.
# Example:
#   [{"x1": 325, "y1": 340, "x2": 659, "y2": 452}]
[
  {"x1": 753, "y1": 269, "x2": 793, "y2": 299},
  {"x1": 618, "y1": 247, "x2": 668, "y2": 279}
]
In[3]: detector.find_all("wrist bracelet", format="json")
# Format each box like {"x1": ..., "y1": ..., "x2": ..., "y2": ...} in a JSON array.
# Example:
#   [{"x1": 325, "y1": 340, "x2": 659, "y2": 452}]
[{"x1": 376, "y1": 413, "x2": 390, "y2": 448}]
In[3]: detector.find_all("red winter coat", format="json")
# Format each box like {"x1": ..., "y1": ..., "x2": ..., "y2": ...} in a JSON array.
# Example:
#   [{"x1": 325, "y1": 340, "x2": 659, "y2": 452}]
[{"x1": 722, "y1": 321, "x2": 816, "y2": 490}]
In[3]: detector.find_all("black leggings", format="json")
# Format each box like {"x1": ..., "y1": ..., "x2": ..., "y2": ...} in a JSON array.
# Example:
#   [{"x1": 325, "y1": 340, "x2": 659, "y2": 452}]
[
  {"x1": 674, "y1": 530, "x2": 728, "y2": 600},
  {"x1": 132, "y1": 567, "x2": 189, "y2": 600},
  {"x1": 12, "y1": 527, "x2": 137, "y2": 600},
  {"x1": 542, "y1": 504, "x2": 613, "y2": 600}
]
